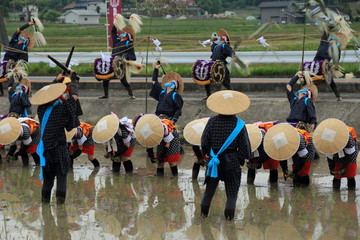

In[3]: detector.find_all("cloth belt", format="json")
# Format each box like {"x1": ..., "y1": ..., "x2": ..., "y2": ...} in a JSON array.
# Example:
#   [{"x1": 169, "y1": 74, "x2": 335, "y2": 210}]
[{"x1": 206, "y1": 118, "x2": 245, "y2": 178}]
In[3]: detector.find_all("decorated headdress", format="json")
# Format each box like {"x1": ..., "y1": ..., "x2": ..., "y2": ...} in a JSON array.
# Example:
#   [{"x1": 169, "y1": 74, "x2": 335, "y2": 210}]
[
  {"x1": 5, "y1": 60, "x2": 28, "y2": 84},
  {"x1": 328, "y1": 32, "x2": 348, "y2": 50},
  {"x1": 113, "y1": 13, "x2": 143, "y2": 41},
  {"x1": 32, "y1": 17, "x2": 47, "y2": 47},
  {"x1": 334, "y1": 15, "x2": 355, "y2": 43}
]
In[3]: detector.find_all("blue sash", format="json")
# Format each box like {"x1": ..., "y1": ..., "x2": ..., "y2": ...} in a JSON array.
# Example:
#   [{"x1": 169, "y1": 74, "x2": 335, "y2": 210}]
[
  {"x1": 206, "y1": 118, "x2": 245, "y2": 178},
  {"x1": 36, "y1": 99, "x2": 62, "y2": 180}
]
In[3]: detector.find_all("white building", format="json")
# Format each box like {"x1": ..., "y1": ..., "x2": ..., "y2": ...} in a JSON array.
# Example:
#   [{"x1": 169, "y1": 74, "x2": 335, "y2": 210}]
[
  {"x1": 60, "y1": 10, "x2": 100, "y2": 24},
  {"x1": 22, "y1": 5, "x2": 39, "y2": 18},
  {"x1": 87, "y1": 2, "x2": 106, "y2": 15}
]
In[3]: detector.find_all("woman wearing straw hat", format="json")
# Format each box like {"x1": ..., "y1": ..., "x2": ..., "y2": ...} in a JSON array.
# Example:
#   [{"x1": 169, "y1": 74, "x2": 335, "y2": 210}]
[
  {"x1": 286, "y1": 78, "x2": 317, "y2": 131},
  {"x1": 246, "y1": 124, "x2": 286, "y2": 184},
  {"x1": 264, "y1": 123, "x2": 315, "y2": 187},
  {"x1": 183, "y1": 118, "x2": 210, "y2": 180},
  {"x1": 12, "y1": 117, "x2": 41, "y2": 166},
  {"x1": 200, "y1": 90, "x2": 251, "y2": 220},
  {"x1": 0, "y1": 116, "x2": 39, "y2": 166},
  {"x1": 7, "y1": 82, "x2": 32, "y2": 118},
  {"x1": 150, "y1": 62, "x2": 184, "y2": 124},
  {"x1": 93, "y1": 113, "x2": 135, "y2": 173},
  {"x1": 313, "y1": 119, "x2": 358, "y2": 190},
  {"x1": 134, "y1": 114, "x2": 181, "y2": 176},
  {"x1": 32, "y1": 71, "x2": 80, "y2": 204},
  {"x1": 156, "y1": 117, "x2": 181, "y2": 176},
  {"x1": 67, "y1": 122, "x2": 100, "y2": 169}
]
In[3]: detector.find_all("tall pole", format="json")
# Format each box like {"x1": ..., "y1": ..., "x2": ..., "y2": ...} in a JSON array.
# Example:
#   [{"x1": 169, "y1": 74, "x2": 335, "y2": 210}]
[
  {"x1": 105, "y1": 0, "x2": 109, "y2": 52},
  {"x1": 145, "y1": 15, "x2": 153, "y2": 114},
  {"x1": 300, "y1": 0, "x2": 308, "y2": 78}
]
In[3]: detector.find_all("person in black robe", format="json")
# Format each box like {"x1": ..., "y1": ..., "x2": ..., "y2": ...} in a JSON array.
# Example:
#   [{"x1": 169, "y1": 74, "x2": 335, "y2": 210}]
[
  {"x1": 286, "y1": 76, "x2": 317, "y2": 131},
  {"x1": 99, "y1": 26, "x2": 136, "y2": 99},
  {"x1": 38, "y1": 71, "x2": 80, "y2": 204},
  {"x1": 200, "y1": 114, "x2": 251, "y2": 220},
  {"x1": 313, "y1": 31, "x2": 342, "y2": 100},
  {"x1": 204, "y1": 35, "x2": 233, "y2": 99},
  {"x1": 3, "y1": 21, "x2": 35, "y2": 62},
  {"x1": 149, "y1": 62, "x2": 183, "y2": 124}
]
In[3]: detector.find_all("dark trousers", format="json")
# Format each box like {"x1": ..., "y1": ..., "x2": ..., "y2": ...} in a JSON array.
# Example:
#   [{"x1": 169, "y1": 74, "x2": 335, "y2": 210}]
[
  {"x1": 201, "y1": 174, "x2": 240, "y2": 211},
  {"x1": 204, "y1": 66, "x2": 232, "y2": 97},
  {"x1": 329, "y1": 78, "x2": 341, "y2": 98},
  {"x1": 102, "y1": 76, "x2": 133, "y2": 96},
  {"x1": 42, "y1": 164, "x2": 67, "y2": 202}
]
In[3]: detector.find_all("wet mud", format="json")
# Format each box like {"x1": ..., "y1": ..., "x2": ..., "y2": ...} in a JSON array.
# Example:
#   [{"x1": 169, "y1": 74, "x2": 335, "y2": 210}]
[{"x1": 0, "y1": 145, "x2": 359, "y2": 239}]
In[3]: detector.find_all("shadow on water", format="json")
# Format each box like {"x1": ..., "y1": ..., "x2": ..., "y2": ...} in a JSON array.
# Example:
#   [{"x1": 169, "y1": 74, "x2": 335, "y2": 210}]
[{"x1": 0, "y1": 145, "x2": 360, "y2": 239}]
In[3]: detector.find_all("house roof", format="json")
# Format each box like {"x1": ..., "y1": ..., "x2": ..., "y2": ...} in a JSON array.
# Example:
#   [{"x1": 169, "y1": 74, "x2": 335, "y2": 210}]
[
  {"x1": 63, "y1": 2, "x2": 76, "y2": 10},
  {"x1": 63, "y1": 9, "x2": 100, "y2": 16},
  {"x1": 258, "y1": 1, "x2": 296, "y2": 8}
]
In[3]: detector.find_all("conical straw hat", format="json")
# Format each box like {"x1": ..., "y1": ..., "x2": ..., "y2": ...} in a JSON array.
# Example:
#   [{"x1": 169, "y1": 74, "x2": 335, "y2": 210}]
[
  {"x1": 161, "y1": 72, "x2": 184, "y2": 95},
  {"x1": 30, "y1": 83, "x2": 67, "y2": 105},
  {"x1": 333, "y1": 32, "x2": 348, "y2": 50},
  {"x1": 20, "y1": 31, "x2": 35, "y2": 50},
  {"x1": 263, "y1": 123, "x2": 300, "y2": 160},
  {"x1": 245, "y1": 124, "x2": 262, "y2": 152},
  {"x1": 312, "y1": 118, "x2": 349, "y2": 154},
  {"x1": 0, "y1": 117, "x2": 22, "y2": 145},
  {"x1": 301, "y1": 84, "x2": 318, "y2": 103},
  {"x1": 135, "y1": 114, "x2": 164, "y2": 148},
  {"x1": 206, "y1": 90, "x2": 250, "y2": 115},
  {"x1": 122, "y1": 26, "x2": 135, "y2": 41},
  {"x1": 65, "y1": 128, "x2": 77, "y2": 142},
  {"x1": 183, "y1": 118, "x2": 209, "y2": 146},
  {"x1": 92, "y1": 114, "x2": 119, "y2": 143},
  {"x1": 218, "y1": 29, "x2": 231, "y2": 44}
]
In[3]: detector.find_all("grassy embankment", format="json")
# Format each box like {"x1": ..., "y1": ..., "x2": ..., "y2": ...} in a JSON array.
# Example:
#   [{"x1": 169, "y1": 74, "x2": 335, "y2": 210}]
[{"x1": 3, "y1": 18, "x2": 360, "y2": 77}]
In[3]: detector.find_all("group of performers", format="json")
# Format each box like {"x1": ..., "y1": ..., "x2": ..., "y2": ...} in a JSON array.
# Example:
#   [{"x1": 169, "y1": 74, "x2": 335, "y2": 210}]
[{"x1": 0, "y1": 11, "x2": 358, "y2": 222}]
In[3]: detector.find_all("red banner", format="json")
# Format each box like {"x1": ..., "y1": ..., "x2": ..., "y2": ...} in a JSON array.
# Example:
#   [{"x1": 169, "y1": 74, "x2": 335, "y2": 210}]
[{"x1": 107, "y1": 0, "x2": 122, "y2": 49}]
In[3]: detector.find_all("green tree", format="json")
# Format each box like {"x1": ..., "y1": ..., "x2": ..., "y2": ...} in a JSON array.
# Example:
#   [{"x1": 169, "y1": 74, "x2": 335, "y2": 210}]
[
  {"x1": 42, "y1": 9, "x2": 61, "y2": 22},
  {"x1": 195, "y1": 0, "x2": 223, "y2": 14}
]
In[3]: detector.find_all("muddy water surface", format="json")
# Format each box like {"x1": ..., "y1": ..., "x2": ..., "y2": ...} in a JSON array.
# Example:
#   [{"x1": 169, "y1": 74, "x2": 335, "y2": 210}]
[{"x1": 0, "y1": 145, "x2": 359, "y2": 239}]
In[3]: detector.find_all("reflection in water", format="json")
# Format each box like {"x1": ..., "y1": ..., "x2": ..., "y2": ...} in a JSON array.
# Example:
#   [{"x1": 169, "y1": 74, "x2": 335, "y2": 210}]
[{"x1": 0, "y1": 147, "x2": 359, "y2": 239}]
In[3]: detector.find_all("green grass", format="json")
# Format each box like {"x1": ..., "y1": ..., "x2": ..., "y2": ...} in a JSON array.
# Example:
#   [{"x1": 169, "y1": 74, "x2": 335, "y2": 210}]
[
  {"x1": 27, "y1": 62, "x2": 360, "y2": 77},
  {"x1": 3, "y1": 18, "x2": 360, "y2": 52}
]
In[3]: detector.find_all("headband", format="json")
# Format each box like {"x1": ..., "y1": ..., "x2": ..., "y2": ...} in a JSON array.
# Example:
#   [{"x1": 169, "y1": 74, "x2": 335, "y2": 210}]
[
  {"x1": 295, "y1": 88, "x2": 311, "y2": 99},
  {"x1": 19, "y1": 36, "x2": 28, "y2": 44},
  {"x1": 164, "y1": 80, "x2": 178, "y2": 90}
]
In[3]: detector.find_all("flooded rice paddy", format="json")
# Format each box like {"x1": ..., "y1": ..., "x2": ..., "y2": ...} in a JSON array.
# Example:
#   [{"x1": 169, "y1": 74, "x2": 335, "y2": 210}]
[{"x1": 0, "y1": 145, "x2": 360, "y2": 240}]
